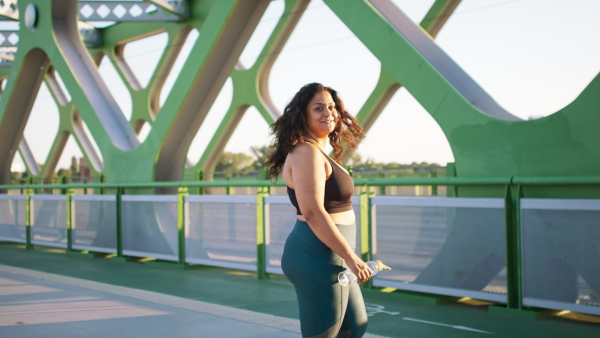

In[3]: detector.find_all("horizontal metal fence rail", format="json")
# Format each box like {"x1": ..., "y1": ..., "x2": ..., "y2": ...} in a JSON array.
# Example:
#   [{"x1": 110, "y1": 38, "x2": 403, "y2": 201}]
[{"x1": 0, "y1": 176, "x2": 598, "y2": 317}]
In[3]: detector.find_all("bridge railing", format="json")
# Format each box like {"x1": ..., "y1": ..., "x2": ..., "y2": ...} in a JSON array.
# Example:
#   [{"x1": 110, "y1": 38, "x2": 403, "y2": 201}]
[{"x1": 0, "y1": 176, "x2": 599, "y2": 317}]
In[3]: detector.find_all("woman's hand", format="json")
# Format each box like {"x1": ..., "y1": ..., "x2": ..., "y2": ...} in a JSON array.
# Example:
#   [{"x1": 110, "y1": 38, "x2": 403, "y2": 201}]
[{"x1": 345, "y1": 255, "x2": 373, "y2": 284}]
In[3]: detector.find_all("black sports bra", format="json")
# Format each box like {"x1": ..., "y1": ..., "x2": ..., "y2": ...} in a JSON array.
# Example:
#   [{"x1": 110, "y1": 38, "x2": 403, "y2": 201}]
[{"x1": 286, "y1": 141, "x2": 354, "y2": 215}]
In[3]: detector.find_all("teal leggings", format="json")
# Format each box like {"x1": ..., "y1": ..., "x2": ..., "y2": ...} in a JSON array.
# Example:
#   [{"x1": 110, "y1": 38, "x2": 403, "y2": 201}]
[{"x1": 281, "y1": 220, "x2": 368, "y2": 338}]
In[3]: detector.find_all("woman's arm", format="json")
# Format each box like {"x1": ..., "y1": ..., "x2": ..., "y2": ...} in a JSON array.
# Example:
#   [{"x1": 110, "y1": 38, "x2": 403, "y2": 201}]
[{"x1": 288, "y1": 143, "x2": 372, "y2": 283}]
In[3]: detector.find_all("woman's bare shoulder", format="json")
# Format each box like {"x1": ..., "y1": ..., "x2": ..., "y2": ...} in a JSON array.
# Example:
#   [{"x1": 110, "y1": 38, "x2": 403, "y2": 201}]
[
  {"x1": 289, "y1": 142, "x2": 321, "y2": 159},
  {"x1": 287, "y1": 143, "x2": 325, "y2": 173}
]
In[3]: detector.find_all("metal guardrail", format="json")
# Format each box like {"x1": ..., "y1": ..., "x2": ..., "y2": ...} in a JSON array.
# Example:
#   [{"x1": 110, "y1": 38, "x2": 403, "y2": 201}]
[
  {"x1": 5, "y1": 175, "x2": 600, "y2": 191},
  {"x1": 1, "y1": 176, "x2": 599, "y2": 317}
]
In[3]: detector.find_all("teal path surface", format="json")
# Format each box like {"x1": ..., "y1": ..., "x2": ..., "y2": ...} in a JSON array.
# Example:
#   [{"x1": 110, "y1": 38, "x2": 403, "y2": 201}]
[{"x1": 0, "y1": 244, "x2": 598, "y2": 338}]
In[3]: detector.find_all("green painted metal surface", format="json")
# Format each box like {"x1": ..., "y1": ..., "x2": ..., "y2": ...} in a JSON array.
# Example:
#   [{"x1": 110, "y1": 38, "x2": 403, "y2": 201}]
[
  {"x1": 0, "y1": 0, "x2": 598, "y2": 320},
  {"x1": 0, "y1": 0, "x2": 596, "y2": 196},
  {"x1": 190, "y1": 0, "x2": 309, "y2": 176},
  {"x1": 1, "y1": 0, "x2": 273, "y2": 184},
  {"x1": 323, "y1": 0, "x2": 600, "y2": 196}
]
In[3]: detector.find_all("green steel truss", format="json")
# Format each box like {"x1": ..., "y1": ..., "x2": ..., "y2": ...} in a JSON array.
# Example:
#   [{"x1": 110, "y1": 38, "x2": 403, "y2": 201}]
[{"x1": 0, "y1": 0, "x2": 598, "y2": 196}]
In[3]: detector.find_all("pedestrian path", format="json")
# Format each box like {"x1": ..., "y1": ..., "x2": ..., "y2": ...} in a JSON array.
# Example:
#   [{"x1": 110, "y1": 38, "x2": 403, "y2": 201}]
[
  {"x1": 0, "y1": 267, "x2": 302, "y2": 338},
  {"x1": 0, "y1": 244, "x2": 598, "y2": 337}
]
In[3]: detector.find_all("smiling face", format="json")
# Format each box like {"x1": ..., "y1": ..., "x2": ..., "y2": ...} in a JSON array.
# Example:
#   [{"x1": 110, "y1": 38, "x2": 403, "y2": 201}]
[{"x1": 305, "y1": 90, "x2": 338, "y2": 140}]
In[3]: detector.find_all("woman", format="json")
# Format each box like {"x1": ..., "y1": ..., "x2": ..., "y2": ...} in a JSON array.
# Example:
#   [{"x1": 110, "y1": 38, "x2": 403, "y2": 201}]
[{"x1": 266, "y1": 83, "x2": 371, "y2": 338}]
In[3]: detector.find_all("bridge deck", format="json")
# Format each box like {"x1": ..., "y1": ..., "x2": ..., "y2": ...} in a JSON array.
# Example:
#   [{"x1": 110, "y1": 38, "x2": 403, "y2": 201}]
[{"x1": 0, "y1": 244, "x2": 597, "y2": 338}]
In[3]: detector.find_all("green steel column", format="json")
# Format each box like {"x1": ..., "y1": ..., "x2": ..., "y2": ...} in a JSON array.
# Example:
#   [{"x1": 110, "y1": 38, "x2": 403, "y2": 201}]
[
  {"x1": 192, "y1": 0, "x2": 308, "y2": 175},
  {"x1": 152, "y1": 0, "x2": 271, "y2": 183},
  {"x1": 504, "y1": 184, "x2": 524, "y2": 309},
  {"x1": 256, "y1": 185, "x2": 269, "y2": 280}
]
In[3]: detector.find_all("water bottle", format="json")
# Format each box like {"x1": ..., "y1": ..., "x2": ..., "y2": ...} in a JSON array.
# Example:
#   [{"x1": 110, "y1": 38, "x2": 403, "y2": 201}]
[{"x1": 338, "y1": 260, "x2": 391, "y2": 286}]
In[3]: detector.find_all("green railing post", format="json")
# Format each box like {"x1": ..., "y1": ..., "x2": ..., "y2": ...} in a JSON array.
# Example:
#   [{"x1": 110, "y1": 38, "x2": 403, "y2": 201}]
[
  {"x1": 99, "y1": 173, "x2": 106, "y2": 195},
  {"x1": 256, "y1": 185, "x2": 269, "y2": 280},
  {"x1": 446, "y1": 162, "x2": 457, "y2": 197},
  {"x1": 177, "y1": 187, "x2": 188, "y2": 266},
  {"x1": 360, "y1": 185, "x2": 375, "y2": 288},
  {"x1": 431, "y1": 169, "x2": 438, "y2": 196},
  {"x1": 226, "y1": 177, "x2": 233, "y2": 195},
  {"x1": 60, "y1": 175, "x2": 68, "y2": 195},
  {"x1": 379, "y1": 171, "x2": 386, "y2": 195},
  {"x1": 197, "y1": 170, "x2": 204, "y2": 195},
  {"x1": 505, "y1": 184, "x2": 523, "y2": 309},
  {"x1": 116, "y1": 187, "x2": 123, "y2": 258},
  {"x1": 25, "y1": 186, "x2": 33, "y2": 250},
  {"x1": 66, "y1": 187, "x2": 73, "y2": 252},
  {"x1": 27, "y1": 176, "x2": 35, "y2": 194}
]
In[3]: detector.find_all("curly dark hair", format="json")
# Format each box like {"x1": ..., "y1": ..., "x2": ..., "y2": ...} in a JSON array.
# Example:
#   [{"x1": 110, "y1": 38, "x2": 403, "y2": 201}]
[{"x1": 265, "y1": 83, "x2": 365, "y2": 179}]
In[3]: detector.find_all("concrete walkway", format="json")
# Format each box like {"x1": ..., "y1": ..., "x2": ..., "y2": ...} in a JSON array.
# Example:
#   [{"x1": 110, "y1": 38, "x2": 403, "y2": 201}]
[
  {"x1": 0, "y1": 265, "x2": 389, "y2": 338},
  {"x1": 0, "y1": 244, "x2": 598, "y2": 338},
  {"x1": 0, "y1": 267, "x2": 300, "y2": 338}
]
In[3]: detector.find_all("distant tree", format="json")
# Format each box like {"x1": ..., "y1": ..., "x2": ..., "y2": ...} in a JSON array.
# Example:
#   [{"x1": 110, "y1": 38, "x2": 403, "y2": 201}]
[
  {"x1": 249, "y1": 145, "x2": 269, "y2": 170},
  {"x1": 213, "y1": 147, "x2": 443, "y2": 181},
  {"x1": 215, "y1": 152, "x2": 255, "y2": 172},
  {"x1": 57, "y1": 168, "x2": 72, "y2": 178}
]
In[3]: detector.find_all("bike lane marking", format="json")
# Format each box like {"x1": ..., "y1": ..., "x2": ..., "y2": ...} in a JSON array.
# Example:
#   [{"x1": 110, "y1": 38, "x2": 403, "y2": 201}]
[{"x1": 403, "y1": 317, "x2": 493, "y2": 334}]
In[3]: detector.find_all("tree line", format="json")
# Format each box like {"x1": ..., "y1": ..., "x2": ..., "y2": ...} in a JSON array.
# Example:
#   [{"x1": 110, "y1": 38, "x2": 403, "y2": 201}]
[
  {"x1": 10, "y1": 146, "x2": 445, "y2": 183},
  {"x1": 213, "y1": 145, "x2": 444, "y2": 174}
]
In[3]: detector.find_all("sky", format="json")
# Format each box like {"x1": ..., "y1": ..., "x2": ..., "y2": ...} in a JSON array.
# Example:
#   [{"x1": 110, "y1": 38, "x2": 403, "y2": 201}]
[{"x1": 9, "y1": 0, "x2": 600, "y2": 172}]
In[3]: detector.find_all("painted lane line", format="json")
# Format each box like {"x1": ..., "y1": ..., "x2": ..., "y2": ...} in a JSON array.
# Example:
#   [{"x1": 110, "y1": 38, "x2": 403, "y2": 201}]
[
  {"x1": 454, "y1": 325, "x2": 494, "y2": 333},
  {"x1": 403, "y1": 317, "x2": 493, "y2": 334}
]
